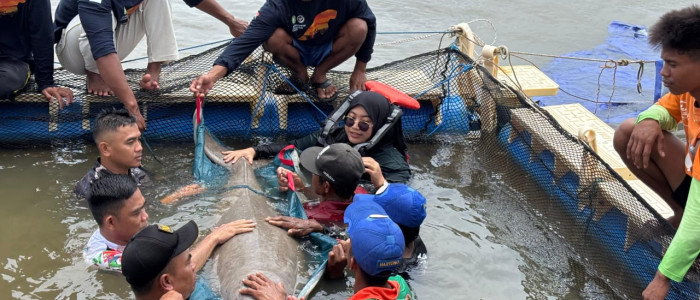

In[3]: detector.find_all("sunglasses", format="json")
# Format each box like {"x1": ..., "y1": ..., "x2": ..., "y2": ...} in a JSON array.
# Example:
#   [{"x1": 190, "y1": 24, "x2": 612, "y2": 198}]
[{"x1": 344, "y1": 115, "x2": 373, "y2": 132}]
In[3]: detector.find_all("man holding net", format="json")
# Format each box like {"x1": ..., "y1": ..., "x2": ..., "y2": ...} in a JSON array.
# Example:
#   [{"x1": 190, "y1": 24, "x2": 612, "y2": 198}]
[
  {"x1": 54, "y1": 0, "x2": 249, "y2": 131},
  {"x1": 190, "y1": 0, "x2": 376, "y2": 101}
]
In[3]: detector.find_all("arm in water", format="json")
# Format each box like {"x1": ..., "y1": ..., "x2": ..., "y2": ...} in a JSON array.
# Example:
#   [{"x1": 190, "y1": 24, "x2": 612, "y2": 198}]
[
  {"x1": 644, "y1": 178, "x2": 700, "y2": 299},
  {"x1": 160, "y1": 184, "x2": 207, "y2": 204}
]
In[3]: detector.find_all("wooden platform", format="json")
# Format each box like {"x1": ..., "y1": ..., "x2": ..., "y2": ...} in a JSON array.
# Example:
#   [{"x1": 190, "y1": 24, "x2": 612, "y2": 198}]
[
  {"x1": 497, "y1": 65, "x2": 559, "y2": 97},
  {"x1": 543, "y1": 103, "x2": 674, "y2": 218}
]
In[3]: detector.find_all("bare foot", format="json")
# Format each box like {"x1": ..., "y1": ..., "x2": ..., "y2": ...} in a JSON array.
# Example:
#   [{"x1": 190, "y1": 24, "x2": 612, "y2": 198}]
[
  {"x1": 310, "y1": 73, "x2": 337, "y2": 99},
  {"x1": 86, "y1": 70, "x2": 113, "y2": 96},
  {"x1": 140, "y1": 73, "x2": 160, "y2": 90}
]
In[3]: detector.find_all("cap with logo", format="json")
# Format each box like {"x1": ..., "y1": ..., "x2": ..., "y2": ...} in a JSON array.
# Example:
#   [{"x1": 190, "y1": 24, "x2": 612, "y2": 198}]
[
  {"x1": 354, "y1": 183, "x2": 427, "y2": 228},
  {"x1": 344, "y1": 200, "x2": 404, "y2": 277},
  {"x1": 299, "y1": 143, "x2": 364, "y2": 186},
  {"x1": 122, "y1": 221, "x2": 199, "y2": 287}
]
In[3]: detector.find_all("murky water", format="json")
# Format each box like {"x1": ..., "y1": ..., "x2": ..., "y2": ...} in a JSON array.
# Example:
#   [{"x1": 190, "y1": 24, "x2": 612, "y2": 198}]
[
  {"x1": 0, "y1": 139, "x2": 618, "y2": 299},
  {"x1": 3, "y1": 0, "x2": 698, "y2": 299}
]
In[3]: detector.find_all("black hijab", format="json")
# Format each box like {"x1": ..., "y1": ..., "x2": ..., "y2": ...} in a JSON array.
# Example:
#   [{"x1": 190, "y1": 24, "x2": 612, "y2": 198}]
[{"x1": 326, "y1": 91, "x2": 408, "y2": 159}]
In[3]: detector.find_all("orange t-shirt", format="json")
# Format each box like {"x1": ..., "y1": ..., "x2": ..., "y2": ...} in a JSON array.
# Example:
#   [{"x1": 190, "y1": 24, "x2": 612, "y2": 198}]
[
  {"x1": 348, "y1": 280, "x2": 401, "y2": 300},
  {"x1": 656, "y1": 92, "x2": 700, "y2": 179}
]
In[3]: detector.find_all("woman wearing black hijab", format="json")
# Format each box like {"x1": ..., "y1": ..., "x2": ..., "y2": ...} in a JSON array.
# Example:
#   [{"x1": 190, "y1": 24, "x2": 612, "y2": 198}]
[{"x1": 223, "y1": 91, "x2": 411, "y2": 186}]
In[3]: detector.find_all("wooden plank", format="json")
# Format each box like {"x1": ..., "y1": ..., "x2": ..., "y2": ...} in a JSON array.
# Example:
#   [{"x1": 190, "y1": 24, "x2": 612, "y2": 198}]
[
  {"x1": 497, "y1": 65, "x2": 559, "y2": 97},
  {"x1": 544, "y1": 103, "x2": 635, "y2": 180}
]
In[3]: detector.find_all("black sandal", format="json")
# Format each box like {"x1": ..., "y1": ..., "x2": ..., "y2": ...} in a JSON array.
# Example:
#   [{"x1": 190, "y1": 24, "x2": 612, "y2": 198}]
[{"x1": 309, "y1": 79, "x2": 338, "y2": 102}]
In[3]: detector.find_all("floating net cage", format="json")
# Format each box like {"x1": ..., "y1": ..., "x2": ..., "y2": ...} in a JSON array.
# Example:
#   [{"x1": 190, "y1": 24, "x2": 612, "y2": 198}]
[{"x1": 3, "y1": 41, "x2": 699, "y2": 299}]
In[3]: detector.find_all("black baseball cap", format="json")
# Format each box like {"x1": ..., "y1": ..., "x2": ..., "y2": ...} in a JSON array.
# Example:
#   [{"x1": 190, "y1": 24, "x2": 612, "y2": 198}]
[
  {"x1": 122, "y1": 221, "x2": 199, "y2": 287},
  {"x1": 299, "y1": 143, "x2": 364, "y2": 185}
]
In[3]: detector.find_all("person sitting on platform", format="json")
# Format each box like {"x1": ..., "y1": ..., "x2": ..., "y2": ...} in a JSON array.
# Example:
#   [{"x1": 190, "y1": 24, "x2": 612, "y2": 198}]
[
  {"x1": 122, "y1": 219, "x2": 255, "y2": 299},
  {"x1": 220, "y1": 91, "x2": 410, "y2": 190},
  {"x1": 610, "y1": 5, "x2": 700, "y2": 299},
  {"x1": 190, "y1": 0, "x2": 376, "y2": 101},
  {"x1": 54, "y1": 0, "x2": 250, "y2": 131},
  {"x1": 0, "y1": 0, "x2": 73, "y2": 106},
  {"x1": 266, "y1": 143, "x2": 364, "y2": 236},
  {"x1": 240, "y1": 200, "x2": 413, "y2": 300}
]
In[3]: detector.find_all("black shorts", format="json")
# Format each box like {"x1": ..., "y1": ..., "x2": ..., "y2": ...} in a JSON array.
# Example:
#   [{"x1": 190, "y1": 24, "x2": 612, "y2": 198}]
[
  {"x1": 672, "y1": 175, "x2": 692, "y2": 208},
  {"x1": 0, "y1": 56, "x2": 31, "y2": 100}
]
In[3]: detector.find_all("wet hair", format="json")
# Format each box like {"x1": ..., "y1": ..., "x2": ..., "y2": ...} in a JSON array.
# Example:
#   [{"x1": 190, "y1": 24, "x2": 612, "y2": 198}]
[
  {"x1": 87, "y1": 173, "x2": 138, "y2": 226},
  {"x1": 397, "y1": 223, "x2": 420, "y2": 245},
  {"x1": 130, "y1": 277, "x2": 156, "y2": 296},
  {"x1": 648, "y1": 5, "x2": 700, "y2": 60},
  {"x1": 130, "y1": 267, "x2": 166, "y2": 296},
  {"x1": 319, "y1": 174, "x2": 357, "y2": 199},
  {"x1": 93, "y1": 108, "x2": 137, "y2": 142}
]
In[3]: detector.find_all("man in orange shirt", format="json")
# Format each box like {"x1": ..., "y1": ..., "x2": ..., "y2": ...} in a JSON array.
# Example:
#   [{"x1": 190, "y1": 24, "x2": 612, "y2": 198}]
[{"x1": 612, "y1": 5, "x2": 700, "y2": 299}]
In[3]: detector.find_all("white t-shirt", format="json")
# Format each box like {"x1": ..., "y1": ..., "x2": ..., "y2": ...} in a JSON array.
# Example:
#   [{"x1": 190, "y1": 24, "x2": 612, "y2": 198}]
[{"x1": 83, "y1": 229, "x2": 125, "y2": 272}]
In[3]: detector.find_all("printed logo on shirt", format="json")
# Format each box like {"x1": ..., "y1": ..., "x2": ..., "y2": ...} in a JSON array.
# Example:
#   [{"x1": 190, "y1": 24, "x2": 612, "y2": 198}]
[
  {"x1": 297, "y1": 15, "x2": 305, "y2": 23},
  {"x1": 158, "y1": 224, "x2": 173, "y2": 233},
  {"x1": 0, "y1": 0, "x2": 27, "y2": 15},
  {"x1": 298, "y1": 9, "x2": 337, "y2": 41}
]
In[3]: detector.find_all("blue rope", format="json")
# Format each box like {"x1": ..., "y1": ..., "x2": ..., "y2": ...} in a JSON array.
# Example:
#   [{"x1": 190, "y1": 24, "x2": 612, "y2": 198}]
[
  {"x1": 264, "y1": 63, "x2": 329, "y2": 119},
  {"x1": 414, "y1": 63, "x2": 473, "y2": 100},
  {"x1": 423, "y1": 63, "x2": 474, "y2": 136}
]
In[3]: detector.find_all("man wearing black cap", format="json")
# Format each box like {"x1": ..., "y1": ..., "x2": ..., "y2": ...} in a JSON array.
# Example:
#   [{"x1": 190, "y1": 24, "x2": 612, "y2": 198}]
[
  {"x1": 122, "y1": 219, "x2": 255, "y2": 299},
  {"x1": 266, "y1": 143, "x2": 365, "y2": 236}
]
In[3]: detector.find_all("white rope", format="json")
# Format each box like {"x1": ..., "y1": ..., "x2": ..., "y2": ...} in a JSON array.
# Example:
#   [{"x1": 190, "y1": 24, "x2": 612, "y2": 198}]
[{"x1": 375, "y1": 32, "x2": 444, "y2": 46}]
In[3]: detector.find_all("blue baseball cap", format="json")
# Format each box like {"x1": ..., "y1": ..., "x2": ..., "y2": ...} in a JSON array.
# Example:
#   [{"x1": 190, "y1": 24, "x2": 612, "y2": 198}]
[
  {"x1": 344, "y1": 200, "x2": 404, "y2": 277},
  {"x1": 354, "y1": 183, "x2": 427, "y2": 228}
]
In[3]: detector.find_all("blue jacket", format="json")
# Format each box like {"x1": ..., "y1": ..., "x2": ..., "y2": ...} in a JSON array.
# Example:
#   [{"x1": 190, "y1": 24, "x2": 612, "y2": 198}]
[
  {"x1": 214, "y1": 0, "x2": 376, "y2": 75},
  {"x1": 0, "y1": 0, "x2": 55, "y2": 91},
  {"x1": 54, "y1": 0, "x2": 204, "y2": 60}
]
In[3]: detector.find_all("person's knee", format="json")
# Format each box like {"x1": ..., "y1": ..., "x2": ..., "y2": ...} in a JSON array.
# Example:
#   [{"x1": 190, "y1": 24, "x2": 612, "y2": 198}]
[
  {"x1": 263, "y1": 28, "x2": 291, "y2": 53},
  {"x1": 345, "y1": 18, "x2": 368, "y2": 36},
  {"x1": 613, "y1": 118, "x2": 636, "y2": 153},
  {"x1": 338, "y1": 18, "x2": 368, "y2": 47},
  {"x1": 0, "y1": 58, "x2": 30, "y2": 99}
]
